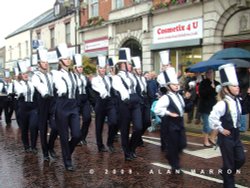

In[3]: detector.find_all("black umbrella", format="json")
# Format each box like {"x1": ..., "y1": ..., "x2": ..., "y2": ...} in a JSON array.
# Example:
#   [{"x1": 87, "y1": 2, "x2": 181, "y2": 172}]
[{"x1": 210, "y1": 47, "x2": 250, "y2": 60}]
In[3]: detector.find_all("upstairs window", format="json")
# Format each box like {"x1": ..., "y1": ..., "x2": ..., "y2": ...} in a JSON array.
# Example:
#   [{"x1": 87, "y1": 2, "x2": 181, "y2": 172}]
[
  {"x1": 50, "y1": 28, "x2": 55, "y2": 49},
  {"x1": 116, "y1": 0, "x2": 124, "y2": 9},
  {"x1": 90, "y1": 0, "x2": 98, "y2": 17},
  {"x1": 65, "y1": 22, "x2": 71, "y2": 44}
]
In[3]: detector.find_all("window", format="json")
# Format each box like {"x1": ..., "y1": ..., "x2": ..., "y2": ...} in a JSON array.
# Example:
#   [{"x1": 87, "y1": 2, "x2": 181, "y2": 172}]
[
  {"x1": 65, "y1": 22, "x2": 71, "y2": 44},
  {"x1": 90, "y1": 0, "x2": 98, "y2": 17},
  {"x1": 25, "y1": 41, "x2": 29, "y2": 58},
  {"x1": 50, "y1": 28, "x2": 55, "y2": 49},
  {"x1": 37, "y1": 32, "x2": 41, "y2": 40},
  {"x1": 115, "y1": 0, "x2": 124, "y2": 9},
  {"x1": 9, "y1": 46, "x2": 12, "y2": 60},
  {"x1": 18, "y1": 43, "x2": 21, "y2": 59}
]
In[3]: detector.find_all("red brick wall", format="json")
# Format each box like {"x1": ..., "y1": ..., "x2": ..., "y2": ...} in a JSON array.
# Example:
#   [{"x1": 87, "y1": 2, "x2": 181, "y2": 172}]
[{"x1": 99, "y1": 0, "x2": 111, "y2": 20}]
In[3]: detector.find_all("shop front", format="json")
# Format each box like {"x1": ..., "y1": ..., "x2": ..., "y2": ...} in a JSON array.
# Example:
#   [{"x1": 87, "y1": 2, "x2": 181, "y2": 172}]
[{"x1": 151, "y1": 18, "x2": 203, "y2": 74}]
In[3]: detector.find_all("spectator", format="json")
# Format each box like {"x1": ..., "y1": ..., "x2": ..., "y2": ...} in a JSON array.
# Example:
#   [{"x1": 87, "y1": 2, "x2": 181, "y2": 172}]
[{"x1": 198, "y1": 69, "x2": 220, "y2": 147}]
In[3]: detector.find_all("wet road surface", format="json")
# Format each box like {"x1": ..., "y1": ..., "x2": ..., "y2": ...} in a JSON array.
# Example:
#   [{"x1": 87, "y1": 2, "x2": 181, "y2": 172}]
[{"x1": 0, "y1": 118, "x2": 249, "y2": 188}]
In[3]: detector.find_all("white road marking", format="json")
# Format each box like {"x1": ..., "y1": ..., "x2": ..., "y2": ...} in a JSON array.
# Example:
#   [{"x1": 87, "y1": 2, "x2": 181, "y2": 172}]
[
  {"x1": 151, "y1": 162, "x2": 248, "y2": 188},
  {"x1": 183, "y1": 148, "x2": 221, "y2": 159},
  {"x1": 142, "y1": 138, "x2": 221, "y2": 159}
]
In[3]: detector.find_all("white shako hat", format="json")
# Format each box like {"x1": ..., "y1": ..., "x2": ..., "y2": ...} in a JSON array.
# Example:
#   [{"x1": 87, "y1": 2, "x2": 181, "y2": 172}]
[
  {"x1": 37, "y1": 47, "x2": 48, "y2": 62},
  {"x1": 97, "y1": 55, "x2": 107, "y2": 68},
  {"x1": 117, "y1": 48, "x2": 131, "y2": 63},
  {"x1": 131, "y1": 56, "x2": 141, "y2": 69},
  {"x1": 159, "y1": 50, "x2": 170, "y2": 65},
  {"x1": 218, "y1": 63, "x2": 239, "y2": 86},
  {"x1": 73, "y1": 54, "x2": 82, "y2": 67},
  {"x1": 56, "y1": 43, "x2": 69, "y2": 60},
  {"x1": 163, "y1": 67, "x2": 179, "y2": 85},
  {"x1": 17, "y1": 60, "x2": 29, "y2": 73}
]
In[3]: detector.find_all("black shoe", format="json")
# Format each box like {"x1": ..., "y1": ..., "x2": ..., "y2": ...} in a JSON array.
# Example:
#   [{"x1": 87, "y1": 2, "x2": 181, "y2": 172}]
[
  {"x1": 208, "y1": 139, "x2": 216, "y2": 146},
  {"x1": 49, "y1": 149, "x2": 57, "y2": 158},
  {"x1": 131, "y1": 152, "x2": 137, "y2": 159},
  {"x1": 203, "y1": 144, "x2": 213, "y2": 148},
  {"x1": 108, "y1": 146, "x2": 116, "y2": 153},
  {"x1": 81, "y1": 140, "x2": 87, "y2": 145},
  {"x1": 77, "y1": 140, "x2": 87, "y2": 146},
  {"x1": 31, "y1": 148, "x2": 38, "y2": 155},
  {"x1": 43, "y1": 156, "x2": 50, "y2": 161},
  {"x1": 66, "y1": 165, "x2": 74, "y2": 171},
  {"x1": 125, "y1": 156, "x2": 133, "y2": 161},
  {"x1": 98, "y1": 146, "x2": 108, "y2": 152},
  {"x1": 25, "y1": 147, "x2": 31, "y2": 153}
]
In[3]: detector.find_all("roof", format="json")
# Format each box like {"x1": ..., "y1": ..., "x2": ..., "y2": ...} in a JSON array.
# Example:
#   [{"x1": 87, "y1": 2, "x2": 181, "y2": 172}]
[{"x1": 5, "y1": 8, "x2": 56, "y2": 39}]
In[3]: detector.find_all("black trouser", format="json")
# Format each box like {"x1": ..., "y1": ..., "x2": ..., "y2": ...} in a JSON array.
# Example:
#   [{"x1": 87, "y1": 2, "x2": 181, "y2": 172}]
[
  {"x1": 3, "y1": 96, "x2": 14, "y2": 125},
  {"x1": 55, "y1": 97, "x2": 81, "y2": 168},
  {"x1": 165, "y1": 117, "x2": 187, "y2": 170},
  {"x1": 94, "y1": 97, "x2": 117, "y2": 148},
  {"x1": 18, "y1": 101, "x2": 38, "y2": 150},
  {"x1": 139, "y1": 97, "x2": 151, "y2": 144},
  {"x1": 218, "y1": 128, "x2": 245, "y2": 188},
  {"x1": 118, "y1": 94, "x2": 142, "y2": 158},
  {"x1": 77, "y1": 94, "x2": 92, "y2": 141},
  {"x1": 37, "y1": 97, "x2": 58, "y2": 157}
]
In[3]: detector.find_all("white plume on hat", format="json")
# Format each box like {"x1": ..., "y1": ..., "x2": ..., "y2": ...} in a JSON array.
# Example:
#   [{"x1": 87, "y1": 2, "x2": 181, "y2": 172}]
[
  {"x1": 218, "y1": 63, "x2": 239, "y2": 86},
  {"x1": 159, "y1": 50, "x2": 170, "y2": 65},
  {"x1": 132, "y1": 56, "x2": 141, "y2": 69}
]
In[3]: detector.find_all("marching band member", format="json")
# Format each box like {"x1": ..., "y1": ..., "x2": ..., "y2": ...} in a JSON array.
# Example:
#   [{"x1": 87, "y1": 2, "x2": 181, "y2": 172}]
[
  {"x1": 157, "y1": 50, "x2": 172, "y2": 89},
  {"x1": 131, "y1": 56, "x2": 150, "y2": 147},
  {"x1": 31, "y1": 47, "x2": 58, "y2": 161},
  {"x1": 154, "y1": 67, "x2": 192, "y2": 173},
  {"x1": 16, "y1": 60, "x2": 39, "y2": 154},
  {"x1": 91, "y1": 55, "x2": 117, "y2": 152},
  {"x1": 53, "y1": 43, "x2": 81, "y2": 171},
  {"x1": 107, "y1": 57, "x2": 120, "y2": 141},
  {"x1": 156, "y1": 50, "x2": 171, "y2": 152},
  {"x1": 112, "y1": 48, "x2": 142, "y2": 161},
  {"x1": 1, "y1": 71, "x2": 14, "y2": 126},
  {"x1": 209, "y1": 64, "x2": 250, "y2": 188},
  {"x1": 73, "y1": 54, "x2": 92, "y2": 145}
]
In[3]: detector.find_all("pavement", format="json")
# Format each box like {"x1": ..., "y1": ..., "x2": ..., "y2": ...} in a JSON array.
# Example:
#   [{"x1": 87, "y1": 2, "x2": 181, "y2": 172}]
[{"x1": 0, "y1": 115, "x2": 250, "y2": 188}]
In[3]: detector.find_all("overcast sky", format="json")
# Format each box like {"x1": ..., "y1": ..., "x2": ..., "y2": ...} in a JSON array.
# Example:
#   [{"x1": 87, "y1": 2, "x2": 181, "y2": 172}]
[{"x1": 0, "y1": 0, "x2": 55, "y2": 48}]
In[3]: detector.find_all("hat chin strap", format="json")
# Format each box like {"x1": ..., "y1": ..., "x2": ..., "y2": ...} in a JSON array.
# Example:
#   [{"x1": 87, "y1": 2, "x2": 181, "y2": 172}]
[
  {"x1": 168, "y1": 84, "x2": 175, "y2": 93},
  {"x1": 226, "y1": 86, "x2": 237, "y2": 98},
  {"x1": 60, "y1": 59, "x2": 69, "y2": 69}
]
